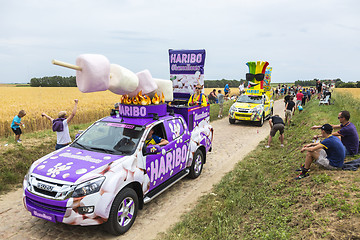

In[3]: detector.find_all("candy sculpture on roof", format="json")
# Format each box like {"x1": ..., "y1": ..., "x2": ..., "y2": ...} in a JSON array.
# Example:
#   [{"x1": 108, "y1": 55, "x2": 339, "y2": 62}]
[
  {"x1": 52, "y1": 54, "x2": 173, "y2": 102},
  {"x1": 246, "y1": 61, "x2": 269, "y2": 91}
]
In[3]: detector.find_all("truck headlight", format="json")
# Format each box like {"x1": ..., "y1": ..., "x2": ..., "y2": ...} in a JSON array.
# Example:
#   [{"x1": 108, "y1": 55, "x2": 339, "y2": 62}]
[{"x1": 72, "y1": 176, "x2": 105, "y2": 198}]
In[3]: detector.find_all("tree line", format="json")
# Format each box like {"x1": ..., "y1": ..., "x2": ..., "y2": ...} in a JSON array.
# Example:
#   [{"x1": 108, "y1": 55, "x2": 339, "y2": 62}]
[
  {"x1": 30, "y1": 76, "x2": 76, "y2": 87},
  {"x1": 294, "y1": 78, "x2": 360, "y2": 88},
  {"x1": 29, "y1": 76, "x2": 360, "y2": 88}
]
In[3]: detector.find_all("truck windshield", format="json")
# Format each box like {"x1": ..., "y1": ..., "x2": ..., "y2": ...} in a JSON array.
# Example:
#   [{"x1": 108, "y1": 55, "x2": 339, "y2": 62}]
[
  {"x1": 72, "y1": 122, "x2": 144, "y2": 155},
  {"x1": 236, "y1": 95, "x2": 262, "y2": 104}
]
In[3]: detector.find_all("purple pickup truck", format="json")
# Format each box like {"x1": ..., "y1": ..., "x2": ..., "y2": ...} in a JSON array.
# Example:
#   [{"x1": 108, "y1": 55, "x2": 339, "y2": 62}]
[{"x1": 23, "y1": 100, "x2": 213, "y2": 235}]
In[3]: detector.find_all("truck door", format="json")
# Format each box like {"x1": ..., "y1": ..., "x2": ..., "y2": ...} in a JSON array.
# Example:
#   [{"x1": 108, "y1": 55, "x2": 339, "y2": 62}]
[{"x1": 145, "y1": 119, "x2": 189, "y2": 191}]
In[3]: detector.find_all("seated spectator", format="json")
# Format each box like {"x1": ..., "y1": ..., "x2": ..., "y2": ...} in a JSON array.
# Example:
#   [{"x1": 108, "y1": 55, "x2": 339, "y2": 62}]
[
  {"x1": 311, "y1": 110, "x2": 359, "y2": 155},
  {"x1": 208, "y1": 89, "x2": 217, "y2": 104},
  {"x1": 296, "y1": 124, "x2": 346, "y2": 180}
]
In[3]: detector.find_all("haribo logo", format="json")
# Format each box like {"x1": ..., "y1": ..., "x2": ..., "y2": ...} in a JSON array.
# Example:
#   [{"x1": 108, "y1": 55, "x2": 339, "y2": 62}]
[{"x1": 47, "y1": 162, "x2": 73, "y2": 178}]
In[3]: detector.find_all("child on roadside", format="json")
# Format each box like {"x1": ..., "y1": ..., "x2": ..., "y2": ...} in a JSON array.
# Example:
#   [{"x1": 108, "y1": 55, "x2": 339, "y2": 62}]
[{"x1": 11, "y1": 110, "x2": 26, "y2": 143}]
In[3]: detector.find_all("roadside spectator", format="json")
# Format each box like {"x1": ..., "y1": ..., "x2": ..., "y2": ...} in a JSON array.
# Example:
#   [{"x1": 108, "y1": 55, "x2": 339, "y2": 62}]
[
  {"x1": 224, "y1": 84, "x2": 230, "y2": 97},
  {"x1": 239, "y1": 82, "x2": 245, "y2": 95},
  {"x1": 284, "y1": 97, "x2": 295, "y2": 125},
  {"x1": 265, "y1": 114, "x2": 285, "y2": 148},
  {"x1": 42, "y1": 99, "x2": 79, "y2": 150},
  {"x1": 306, "y1": 88, "x2": 311, "y2": 102},
  {"x1": 302, "y1": 90, "x2": 307, "y2": 106},
  {"x1": 188, "y1": 84, "x2": 207, "y2": 107},
  {"x1": 295, "y1": 90, "x2": 304, "y2": 111},
  {"x1": 298, "y1": 105, "x2": 303, "y2": 114},
  {"x1": 316, "y1": 80, "x2": 322, "y2": 99},
  {"x1": 296, "y1": 124, "x2": 345, "y2": 180},
  {"x1": 284, "y1": 92, "x2": 291, "y2": 107},
  {"x1": 311, "y1": 110, "x2": 359, "y2": 156},
  {"x1": 217, "y1": 90, "x2": 224, "y2": 118},
  {"x1": 11, "y1": 110, "x2": 26, "y2": 143},
  {"x1": 208, "y1": 89, "x2": 217, "y2": 104}
]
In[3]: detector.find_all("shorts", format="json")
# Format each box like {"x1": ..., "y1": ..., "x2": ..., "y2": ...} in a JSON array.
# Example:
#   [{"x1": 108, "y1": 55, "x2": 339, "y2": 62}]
[
  {"x1": 314, "y1": 149, "x2": 338, "y2": 170},
  {"x1": 296, "y1": 100, "x2": 302, "y2": 106},
  {"x1": 285, "y1": 110, "x2": 292, "y2": 119},
  {"x1": 12, "y1": 128, "x2": 22, "y2": 135},
  {"x1": 219, "y1": 103, "x2": 223, "y2": 112},
  {"x1": 270, "y1": 123, "x2": 284, "y2": 137}
]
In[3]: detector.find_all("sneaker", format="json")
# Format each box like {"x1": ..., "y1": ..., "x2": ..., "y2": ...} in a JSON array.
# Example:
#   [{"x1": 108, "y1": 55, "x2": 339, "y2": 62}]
[
  {"x1": 295, "y1": 164, "x2": 311, "y2": 172},
  {"x1": 218, "y1": 115, "x2": 221, "y2": 118},
  {"x1": 280, "y1": 144, "x2": 284, "y2": 147},
  {"x1": 17, "y1": 140, "x2": 22, "y2": 143},
  {"x1": 265, "y1": 145, "x2": 270, "y2": 148},
  {"x1": 294, "y1": 171, "x2": 309, "y2": 180}
]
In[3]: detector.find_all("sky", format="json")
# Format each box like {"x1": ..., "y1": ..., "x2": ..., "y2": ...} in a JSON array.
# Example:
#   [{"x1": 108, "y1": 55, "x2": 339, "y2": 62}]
[{"x1": 1, "y1": 0, "x2": 359, "y2": 84}]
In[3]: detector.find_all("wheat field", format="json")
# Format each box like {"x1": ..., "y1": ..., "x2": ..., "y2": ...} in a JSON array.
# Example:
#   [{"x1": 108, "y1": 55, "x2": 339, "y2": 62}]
[
  {"x1": 0, "y1": 87, "x2": 121, "y2": 137},
  {"x1": 334, "y1": 88, "x2": 360, "y2": 99}
]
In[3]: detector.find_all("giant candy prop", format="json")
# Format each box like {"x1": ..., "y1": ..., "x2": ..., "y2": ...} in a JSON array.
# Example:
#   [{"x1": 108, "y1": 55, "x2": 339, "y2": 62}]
[
  {"x1": 53, "y1": 55, "x2": 173, "y2": 103},
  {"x1": 108, "y1": 64, "x2": 139, "y2": 95},
  {"x1": 52, "y1": 54, "x2": 110, "y2": 93}
]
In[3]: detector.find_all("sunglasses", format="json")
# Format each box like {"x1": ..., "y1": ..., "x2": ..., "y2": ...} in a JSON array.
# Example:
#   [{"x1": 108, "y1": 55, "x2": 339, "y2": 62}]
[
  {"x1": 338, "y1": 116, "x2": 343, "y2": 119},
  {"x1": 195, "y1": 87, "x2": 202, "y2": 90},
  {"x1": 246, "y1": 73, "x2": 265, "y2": 82}
]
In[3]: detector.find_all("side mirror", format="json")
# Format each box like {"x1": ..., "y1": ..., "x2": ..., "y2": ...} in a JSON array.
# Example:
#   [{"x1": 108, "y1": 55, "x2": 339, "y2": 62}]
[
  {"x1": 145, "y1": 145, "x2": 161, "y2": 155},
  {"x1": 75, "y1": 130, "x2": 84, "y2": 139}
]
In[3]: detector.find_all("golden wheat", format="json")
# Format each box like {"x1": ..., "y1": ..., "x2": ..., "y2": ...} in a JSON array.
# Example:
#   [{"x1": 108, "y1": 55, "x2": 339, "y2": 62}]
[
  {"x1": 0, "y1": 87, "x2": 121, "y2": 137},
  {"x1": 334, "y1": 88, "x2": 360, "y2": 99}
]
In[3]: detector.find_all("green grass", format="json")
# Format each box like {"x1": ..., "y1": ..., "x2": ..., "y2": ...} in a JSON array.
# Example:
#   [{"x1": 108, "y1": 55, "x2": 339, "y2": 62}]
[{"x1": 159, "y1": 92, "x2": 360, "y2": 240}]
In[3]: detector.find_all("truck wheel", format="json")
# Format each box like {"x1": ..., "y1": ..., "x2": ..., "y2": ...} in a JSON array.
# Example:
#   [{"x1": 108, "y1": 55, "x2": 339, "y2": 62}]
[
  {"x1": 257, "y1": 114, "x2": 264, "y2": 127},
  {"x1": 104, "y1": 188, "x2": 139, "y2": 235},
  {"x1": 189, "y1": 149, "x2": 204, "y2": 179},
  {"x1": 229, "y1": 118, "x2": 235, "y2": 124}
]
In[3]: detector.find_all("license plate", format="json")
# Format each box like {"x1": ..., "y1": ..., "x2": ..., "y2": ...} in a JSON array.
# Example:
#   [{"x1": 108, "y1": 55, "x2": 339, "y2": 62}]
[{"x1": 31, "y1": 209, "x2": 56, "y2": 222}]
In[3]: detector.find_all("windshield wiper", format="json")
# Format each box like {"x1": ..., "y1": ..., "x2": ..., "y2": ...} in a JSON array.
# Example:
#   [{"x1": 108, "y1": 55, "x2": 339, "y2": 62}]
[
  {"x1": 89, "y1": 147, "x2": 115, "y2": 154},
  {"x1": 72, "y1": 142, "x2": 92, "y2": 151}
]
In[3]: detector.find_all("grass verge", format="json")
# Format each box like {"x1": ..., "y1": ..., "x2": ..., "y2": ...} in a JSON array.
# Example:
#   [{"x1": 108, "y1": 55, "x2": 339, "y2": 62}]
[{"x1": 158, "y1": 92, "x2": 360, "y2": 240}]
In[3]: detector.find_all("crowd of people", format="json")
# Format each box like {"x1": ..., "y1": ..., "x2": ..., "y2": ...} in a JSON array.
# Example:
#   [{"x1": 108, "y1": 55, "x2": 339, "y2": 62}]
[{"x1": 267, "y1": 82, "x2": 359, "y2": 180}]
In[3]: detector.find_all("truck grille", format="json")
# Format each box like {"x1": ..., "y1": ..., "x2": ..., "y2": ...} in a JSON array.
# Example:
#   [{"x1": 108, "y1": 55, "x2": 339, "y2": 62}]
[{"x1": 28, "y1": 175, "x2": 74, "y2": 200}]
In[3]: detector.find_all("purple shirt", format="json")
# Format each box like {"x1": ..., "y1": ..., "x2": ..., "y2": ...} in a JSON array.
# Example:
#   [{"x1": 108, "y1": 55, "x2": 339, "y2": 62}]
[{"x1": 338, "y1": 122, "x2": 359, "y2": 155}]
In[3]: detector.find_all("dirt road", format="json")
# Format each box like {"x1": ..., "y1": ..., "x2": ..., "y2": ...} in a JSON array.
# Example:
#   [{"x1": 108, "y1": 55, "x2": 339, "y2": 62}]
[{"x1": 0, "y1": 100, "x2": 283, "y2": 240}]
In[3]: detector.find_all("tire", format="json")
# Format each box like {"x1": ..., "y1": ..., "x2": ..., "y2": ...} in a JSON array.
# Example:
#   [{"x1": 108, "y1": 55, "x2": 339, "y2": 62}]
[
  {"x1": 189, "y1": 149, "x2": 204, "y2": 179},
  {"x1": 229, "y1": 118, "x2": 235, "y2": 124},
  {"x1": 104, "y1": 188, "x2": 139, "y2": 235},
  {"x1": 257, "y1": 114, "x2": 264, "y2": 127}
]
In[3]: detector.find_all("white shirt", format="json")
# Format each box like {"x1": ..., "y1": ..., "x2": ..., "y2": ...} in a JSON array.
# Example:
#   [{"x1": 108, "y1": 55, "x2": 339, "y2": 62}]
[{"x1": 56, "y1": 119, "x2": 71, "y2": 144}]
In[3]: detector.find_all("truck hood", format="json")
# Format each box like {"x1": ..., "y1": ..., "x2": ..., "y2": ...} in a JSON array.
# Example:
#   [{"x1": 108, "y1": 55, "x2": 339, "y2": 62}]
[
  {"x1": 31, "y1": 147, "x2": 124, "y2": 183},
  {"x1": 233, "y1": 102, "x2": 260, "y2": 109}
]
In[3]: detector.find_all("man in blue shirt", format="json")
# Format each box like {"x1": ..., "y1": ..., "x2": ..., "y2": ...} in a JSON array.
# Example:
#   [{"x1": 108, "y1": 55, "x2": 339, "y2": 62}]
[
  {"x1": 311, "y1": 110, "x2": 359, "y2": 155},
  {"x1": 296, "y1": 124, "x2": 346, "y2": 180}
]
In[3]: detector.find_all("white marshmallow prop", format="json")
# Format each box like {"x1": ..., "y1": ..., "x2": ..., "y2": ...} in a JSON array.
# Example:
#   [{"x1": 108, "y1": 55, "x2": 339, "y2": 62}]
[
  {"x1": 108, "y1": 64, "x2": 139, "y2": 95},
  {"x1": 153, "y1": 78, "x2": 173, "y2": 101},
  {"x1": 52, "y1": 54, "x2": 110, "y2": 93},
  {"x1": 128, "y1": 69, "x2": 158, "y2": 97}
]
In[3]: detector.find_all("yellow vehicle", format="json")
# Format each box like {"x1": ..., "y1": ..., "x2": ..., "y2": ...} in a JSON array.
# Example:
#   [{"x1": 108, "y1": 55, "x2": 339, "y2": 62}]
[
  {"x1": 229, "y1": 61, "x2": 273, "y2": 126},
  {"x1": 228, "y1": 91, "x2": 273, "y2": 126}
]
